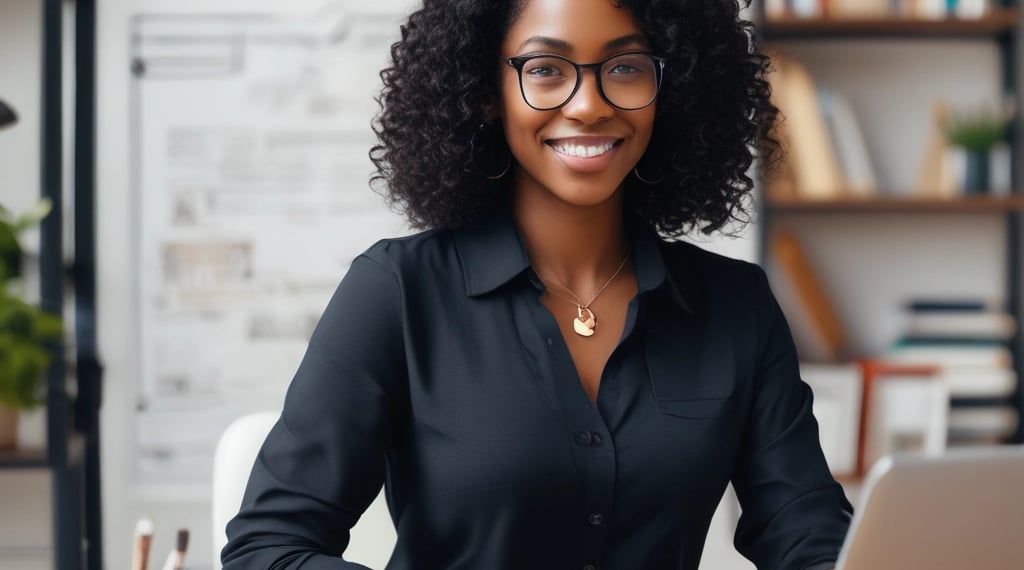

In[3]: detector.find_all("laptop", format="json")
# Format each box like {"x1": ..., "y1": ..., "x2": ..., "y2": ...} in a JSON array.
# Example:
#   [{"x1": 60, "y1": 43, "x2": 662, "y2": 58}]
[{"x1": 836, "y1": 445, "x2": 1024, "y2": 570}]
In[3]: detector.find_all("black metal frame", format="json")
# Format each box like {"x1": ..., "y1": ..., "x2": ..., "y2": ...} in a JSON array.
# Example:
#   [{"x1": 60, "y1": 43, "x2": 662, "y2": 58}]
[
  {"x1": 754, "y1": 3, "x2": 1024, "y2": 444},
  {"x1": 39, "y1": 0, "x2": 102, "y2": 567}
]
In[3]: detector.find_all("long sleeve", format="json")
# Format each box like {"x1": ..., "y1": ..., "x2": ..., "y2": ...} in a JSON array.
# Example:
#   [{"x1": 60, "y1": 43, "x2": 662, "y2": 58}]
[
  {"x1": 222, "y1": 252, "x2": 407, "y2": 569},
  {"x1": 731, "y1": 264, "x2": 853, "y2": 570}
]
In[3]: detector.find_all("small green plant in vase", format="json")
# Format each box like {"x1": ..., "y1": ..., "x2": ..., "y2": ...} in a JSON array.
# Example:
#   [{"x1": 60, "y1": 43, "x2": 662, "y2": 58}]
[
  {"x1": 943, "y1": 102, "x2": 1014, "y2": 194},
  {"x1": 0, "y1": 200, "x2": 62, "y2": 448}
]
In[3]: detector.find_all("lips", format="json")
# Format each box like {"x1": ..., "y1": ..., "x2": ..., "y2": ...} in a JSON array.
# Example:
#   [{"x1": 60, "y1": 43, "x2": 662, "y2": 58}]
[{"x1": 544, "y1": 136, "x2": 623, "y2": 173}]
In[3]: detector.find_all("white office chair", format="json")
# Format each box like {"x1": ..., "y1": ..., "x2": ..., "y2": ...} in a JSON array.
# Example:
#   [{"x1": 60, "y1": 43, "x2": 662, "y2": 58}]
[{"x1": 212, "y1": 411, "x2": 397, "y2": 568}]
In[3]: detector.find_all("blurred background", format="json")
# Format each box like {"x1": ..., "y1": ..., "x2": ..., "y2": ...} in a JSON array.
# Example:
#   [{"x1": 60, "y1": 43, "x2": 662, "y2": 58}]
[{"x1": 1, "y1": 0, "x2": 1021, "y2": 568}]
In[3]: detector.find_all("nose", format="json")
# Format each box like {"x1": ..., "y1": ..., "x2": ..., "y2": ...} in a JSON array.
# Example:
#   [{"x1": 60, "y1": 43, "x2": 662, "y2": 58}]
[{"x1": 560, "y1": 69, "x2": 613, "y2": 124}]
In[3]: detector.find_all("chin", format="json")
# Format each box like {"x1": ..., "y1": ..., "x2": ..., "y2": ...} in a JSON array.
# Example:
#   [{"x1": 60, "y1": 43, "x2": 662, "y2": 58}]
[{"x1": 551, "y1": 179, "x2": 625, "y2": 208}]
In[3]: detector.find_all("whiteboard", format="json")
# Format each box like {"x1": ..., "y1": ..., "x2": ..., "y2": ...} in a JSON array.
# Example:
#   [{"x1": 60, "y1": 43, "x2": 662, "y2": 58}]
[{"x1": 131, "y1": 5, "x2": 410, "y2": 497}]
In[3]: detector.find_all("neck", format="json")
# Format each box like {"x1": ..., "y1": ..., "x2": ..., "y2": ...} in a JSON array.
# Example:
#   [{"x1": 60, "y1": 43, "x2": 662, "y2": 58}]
[{"x1": 512, "y1": 185, "x2": 630, "y2": 299}]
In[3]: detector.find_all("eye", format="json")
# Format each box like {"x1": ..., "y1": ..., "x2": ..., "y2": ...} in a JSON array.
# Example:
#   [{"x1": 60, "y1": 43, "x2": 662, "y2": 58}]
[
  {"x1": 525, "y1": 65, "x2": 561, "y2": 78},
  {"x1": 608, "y1": 63, "x2": 641, "y2": 75},
  {"x1": 603, "y1": 55, "x2": 655, "y2": 83},
  {"x1": 520, "y1": 56, "x2": 574, "y2": 83}
]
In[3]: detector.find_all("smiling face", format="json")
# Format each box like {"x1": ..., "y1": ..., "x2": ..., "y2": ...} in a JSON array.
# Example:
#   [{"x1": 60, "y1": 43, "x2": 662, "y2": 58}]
[{"x1": 498, "y1": 0, "x2": 657, "y2": 209}]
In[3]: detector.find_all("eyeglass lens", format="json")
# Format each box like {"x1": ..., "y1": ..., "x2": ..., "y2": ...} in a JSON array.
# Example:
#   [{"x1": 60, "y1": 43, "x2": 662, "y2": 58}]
[{"x1": 518, "y1": 54, "x2": 659, "y2": 110}]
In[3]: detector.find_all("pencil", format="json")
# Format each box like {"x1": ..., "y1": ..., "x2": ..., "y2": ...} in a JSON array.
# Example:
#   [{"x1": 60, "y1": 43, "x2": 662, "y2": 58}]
[
  {"x1": 159, "y1": 528, "x2": 190, "y2": 570},
  {"x1": 130, "y1": 518, "x2": 154, "y2": 570}
]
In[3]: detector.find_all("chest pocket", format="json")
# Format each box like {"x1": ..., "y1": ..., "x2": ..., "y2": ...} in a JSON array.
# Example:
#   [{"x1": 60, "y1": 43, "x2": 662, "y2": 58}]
[{"x1": 645, "y1": 314, "x2": 739, "y2": 420}]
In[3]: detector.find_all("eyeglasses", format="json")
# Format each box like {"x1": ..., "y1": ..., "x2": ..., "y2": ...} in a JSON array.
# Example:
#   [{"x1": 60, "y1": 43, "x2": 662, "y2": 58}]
[{"x1": 505, "y1": 52, "x2": 666, "y2": 111}]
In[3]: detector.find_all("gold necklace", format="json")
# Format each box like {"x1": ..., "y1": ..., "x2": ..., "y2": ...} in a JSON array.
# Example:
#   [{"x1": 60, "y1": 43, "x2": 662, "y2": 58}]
[{"x1": 538, "y1": 254, "x2": 630, "y2": 337}]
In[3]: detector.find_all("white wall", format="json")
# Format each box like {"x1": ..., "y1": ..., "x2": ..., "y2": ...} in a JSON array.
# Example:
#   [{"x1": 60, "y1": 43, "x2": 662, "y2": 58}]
[{"x1": 0, "y1": 0, "x2": 42, "y2": 216}]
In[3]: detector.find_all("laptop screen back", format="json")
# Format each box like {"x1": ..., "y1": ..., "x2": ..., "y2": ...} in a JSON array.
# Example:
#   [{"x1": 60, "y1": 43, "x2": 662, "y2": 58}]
[{"x1": 837, "y1": 446, "x2": 1024, "y2": 570}]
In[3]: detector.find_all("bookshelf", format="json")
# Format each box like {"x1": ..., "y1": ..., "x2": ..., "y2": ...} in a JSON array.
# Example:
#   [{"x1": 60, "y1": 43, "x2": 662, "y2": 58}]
[
  {"x1": 761, "y1": 9, "x2": 1019, "y2": 38},
  {"x1": 756, "y1": 3, "x2": 1024, "y2": 465}
]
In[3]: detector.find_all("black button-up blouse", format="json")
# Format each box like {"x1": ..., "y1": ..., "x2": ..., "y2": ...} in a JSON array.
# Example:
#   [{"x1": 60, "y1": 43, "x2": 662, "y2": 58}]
[{"x1": 222, "y1": 212, "x2": 853, "y2": 569}]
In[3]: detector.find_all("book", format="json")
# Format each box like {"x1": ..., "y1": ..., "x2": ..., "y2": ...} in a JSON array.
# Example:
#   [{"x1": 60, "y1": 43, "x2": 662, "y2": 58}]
[
  {"x1": 956, "y1": 0, "x2": 991, "y2": 19},
  {"x1": 768, "y1": 55, "x2": 846, "y2": 199},
  {"x1": 904, "y1": 298, "x2": 1003, "y2": 312},
  {"x1": 830, "y1": 0, "x2": 890, "y2": 18},
  {"x1": 790, "y1": 0, "x2": 824, "y2": 17},
  {"x1": 913, "y1": 101, "x2": 958, "y2": 198},
  {"x1": 915, "y1": 0, "x2": 950, "y2": 19},
  {"x1": 905, "y1": 311, "x2": 1016, "y2": 339},
  {"x1": 770, "y1": 231, "x2": 847, "y2": 362},
  {"x1": 897, "y1": 336, "x2": 1010, "y2": 347},
  {"x1": 942, "y1": 367, "x2": 1017, "y2": 398},
  {"x1": 764, "y1": 0, "x2": 789, "y2": 18},
  {"x1": 886, "y1": 343, "x2": 1012, "y2": 368},
  {"x1": 948, "y1": 405, "x2": 1019, "y2": 440},
  {"x1": 818, "y1": 86, "x2": 878, "y2": 197}
]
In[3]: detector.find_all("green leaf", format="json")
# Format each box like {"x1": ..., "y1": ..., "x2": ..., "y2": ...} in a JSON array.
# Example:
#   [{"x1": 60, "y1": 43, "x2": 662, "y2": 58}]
[
  {"x1": 0, "y1": 199, "x2": 59, "y2": 410},
  {"x1": 12, "y1": 198, "x2": 52, "y2": 232},
  {"x1": 0, "y1": 222, "x2": 20, "y2": 281}
]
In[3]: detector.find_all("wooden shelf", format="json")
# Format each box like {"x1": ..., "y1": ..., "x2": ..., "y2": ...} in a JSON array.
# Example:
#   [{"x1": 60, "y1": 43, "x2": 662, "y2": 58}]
[
  {"x1": 762, "y1": 9, "x2": 1020, "y2": 38},
  {"x1": 0, "y1": 435, "x2": 84, "y2": 469},
  {"x1": 767, "y1": 194, "x2": 1024, "y2": 213},
  {"x1": 0, "y1": 447, "x2": 48, "y2": 469}
]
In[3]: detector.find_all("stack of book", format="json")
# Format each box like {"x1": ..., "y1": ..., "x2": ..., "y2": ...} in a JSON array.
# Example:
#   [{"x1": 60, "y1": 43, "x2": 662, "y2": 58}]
[{"x1": 887, "y1": 298, "x2": 1018, "y2": 445}]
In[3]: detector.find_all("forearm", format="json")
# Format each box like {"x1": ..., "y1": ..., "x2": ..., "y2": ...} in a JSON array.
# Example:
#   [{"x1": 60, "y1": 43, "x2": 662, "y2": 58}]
[{"x1": 222, "y1": 544, "x2": 373, "y2": 570}]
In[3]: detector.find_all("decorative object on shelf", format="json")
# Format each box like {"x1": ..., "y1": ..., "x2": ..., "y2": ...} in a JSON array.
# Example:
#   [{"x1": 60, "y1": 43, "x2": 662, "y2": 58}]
[
  {"x1": 0, "y1": 200, "x2": 62, "y2": 449},
  {"x1": 942, "y1": 100, "x2": 1014, "y2": 195}
]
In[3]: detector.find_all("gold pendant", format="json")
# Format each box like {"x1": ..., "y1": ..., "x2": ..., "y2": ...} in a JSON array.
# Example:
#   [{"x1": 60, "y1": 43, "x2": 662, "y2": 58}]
[{"x1": 572, "y1": 306, "x2": 597, "y2": 337}]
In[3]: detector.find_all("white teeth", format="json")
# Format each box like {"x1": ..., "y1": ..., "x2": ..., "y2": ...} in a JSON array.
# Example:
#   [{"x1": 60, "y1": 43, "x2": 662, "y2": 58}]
[{"x1": 552, "y1": 141, "x2": 615, "y2": 158}]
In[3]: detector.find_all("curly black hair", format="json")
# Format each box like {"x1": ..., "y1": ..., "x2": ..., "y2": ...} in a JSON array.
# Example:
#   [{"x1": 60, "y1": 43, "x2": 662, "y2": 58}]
[{"x1": 369, "y1": 0, "x2": 779, "y2": 237}]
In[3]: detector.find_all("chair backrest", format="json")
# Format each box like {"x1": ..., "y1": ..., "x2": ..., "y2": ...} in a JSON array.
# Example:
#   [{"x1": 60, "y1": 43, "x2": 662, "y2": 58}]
[{"x1": 212, "y1": 411, "x2": 397, "y2": 568}]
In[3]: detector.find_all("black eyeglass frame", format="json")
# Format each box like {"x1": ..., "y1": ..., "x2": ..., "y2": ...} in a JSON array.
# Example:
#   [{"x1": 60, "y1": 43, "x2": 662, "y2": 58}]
[{"x1": 505, "y1": 51, "x2": 667, "y2": 112}]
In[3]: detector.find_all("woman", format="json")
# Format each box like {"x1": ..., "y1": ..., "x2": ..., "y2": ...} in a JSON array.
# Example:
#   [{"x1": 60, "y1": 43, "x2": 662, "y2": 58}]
[{"x1": 222, "y1": 0, "x2": 853, "y2": 568}]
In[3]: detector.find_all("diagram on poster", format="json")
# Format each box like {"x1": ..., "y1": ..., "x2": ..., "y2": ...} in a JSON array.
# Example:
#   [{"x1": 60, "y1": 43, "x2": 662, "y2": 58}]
[{"x1": 131, "y1": 5, "x2": 409, "y2": 497}]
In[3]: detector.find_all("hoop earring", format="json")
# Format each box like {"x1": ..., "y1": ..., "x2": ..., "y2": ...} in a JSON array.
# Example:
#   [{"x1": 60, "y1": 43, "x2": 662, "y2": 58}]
[
  {"x1": 633, "y1": 149, "x2": 667, "y2": 184},
  {"x1": 632, "y1": 164, "x2": 665, "y2": 184},
  {"x1": 471, "y1": 122, "x2": 511, "y2": 180}
]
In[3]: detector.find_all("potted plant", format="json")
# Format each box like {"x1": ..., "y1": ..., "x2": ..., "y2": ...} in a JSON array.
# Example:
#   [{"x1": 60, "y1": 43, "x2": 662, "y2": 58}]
[
  {"x1": 0, "y1": 200, "x2": 62, "y2": 449},
  {"x1": 943, "y1": 102, "x2": 1014, "y2": 194}
]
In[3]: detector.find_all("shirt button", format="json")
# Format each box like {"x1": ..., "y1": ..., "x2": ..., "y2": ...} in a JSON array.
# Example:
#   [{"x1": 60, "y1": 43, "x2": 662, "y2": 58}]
[
  {"x1": 590, "y1": 433, "x2": 602, "y2": 447},
  {"x1": 588, "y1": 513, "x2": 604, "y2": 526},
  {"x1": 583, "y1": 565, "x2": 597, "y2": 570},
  {"x1": 547, "y1": 337, "x2": 553, "y2": 346},
  {"x1": 574, "y1": 431, "x2": 592, "y2": 445}
]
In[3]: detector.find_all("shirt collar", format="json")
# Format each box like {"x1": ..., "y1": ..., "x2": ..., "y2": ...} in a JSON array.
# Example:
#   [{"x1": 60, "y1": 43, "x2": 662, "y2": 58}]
[{"x1": 453, "y1": 210, "x2": 693, "y2": 314}]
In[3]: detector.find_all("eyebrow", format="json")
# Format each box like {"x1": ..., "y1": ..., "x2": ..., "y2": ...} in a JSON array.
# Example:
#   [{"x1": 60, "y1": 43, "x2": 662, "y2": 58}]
[{"x1": 515, "y1": 33, "x2": 649, "y2": 54}]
